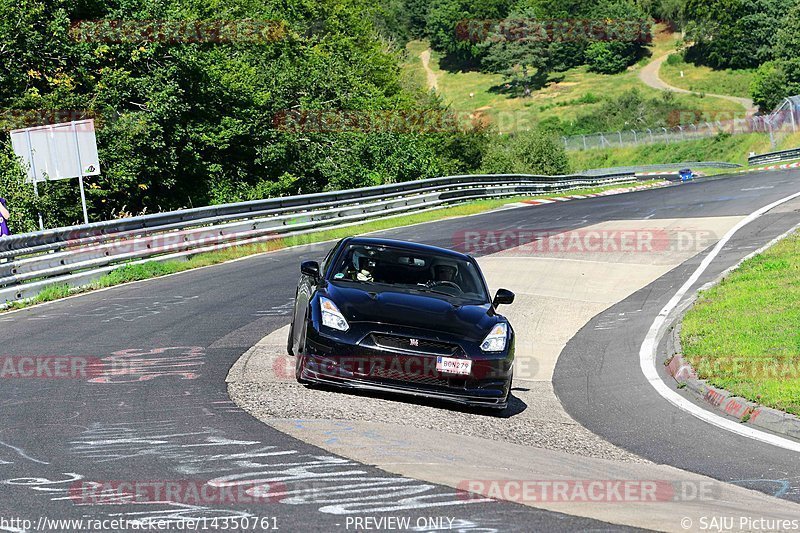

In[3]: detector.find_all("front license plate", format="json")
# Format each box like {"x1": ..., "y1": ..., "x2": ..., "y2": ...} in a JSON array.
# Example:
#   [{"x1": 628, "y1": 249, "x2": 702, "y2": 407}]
[{"x1": 436, "y1": 356, "x2": 472, "y2": 376}]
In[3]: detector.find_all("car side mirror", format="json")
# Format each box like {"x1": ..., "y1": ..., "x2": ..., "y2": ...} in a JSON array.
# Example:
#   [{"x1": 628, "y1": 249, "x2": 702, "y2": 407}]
[
  {"x1": 301, "y1": 260, "x2": 320, "y2": 280},
  {"x1": 493, "y1": 288, "x2": 515, "y2": 307}
]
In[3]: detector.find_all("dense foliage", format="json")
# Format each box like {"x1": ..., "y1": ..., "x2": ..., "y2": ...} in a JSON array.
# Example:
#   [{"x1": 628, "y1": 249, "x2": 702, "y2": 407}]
[
  {"x1": 481, "y1": 129, "x2": 569, "y2": 175},
  {"x1": 749, "y1": 1, "x2": 800, "y2": 110},
  {"x1": 678, "y1": 0, "x2": 800, "y2": 111},
  {"x1": 3, "y1": 0, "x2": 797, "y2": 231},
  {"x1": 0, "y1": 0, "x2": 491, "y2": 229},
  {"x1": 683, "y1": 0, "x2": 794, "y2": 70}
]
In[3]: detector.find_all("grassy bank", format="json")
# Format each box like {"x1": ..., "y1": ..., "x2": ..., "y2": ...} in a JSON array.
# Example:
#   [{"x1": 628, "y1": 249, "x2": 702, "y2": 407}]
[
  {"x1": 681, "y1": 230, "x2": 800, "y2": 416},
  {"x1": 659, "y1": 54, "x2": 755, "y2": 99},
  {"x1": 5, "y1": 180, "x2": 665, "y2": 312},
  {"x1": 569, "y1": 132, "x2": 800, "y2": 171}
]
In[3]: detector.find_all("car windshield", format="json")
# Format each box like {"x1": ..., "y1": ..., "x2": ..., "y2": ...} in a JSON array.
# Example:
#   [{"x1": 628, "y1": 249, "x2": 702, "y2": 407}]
[{"x1": 330, "y1": 244, "x2": 489, "y2": 303}]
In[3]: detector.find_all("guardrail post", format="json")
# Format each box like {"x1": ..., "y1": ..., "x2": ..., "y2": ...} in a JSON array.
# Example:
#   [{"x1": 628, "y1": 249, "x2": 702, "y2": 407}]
[{"x1": 582, "y1": 135, "x2": 587, "y2": 150}]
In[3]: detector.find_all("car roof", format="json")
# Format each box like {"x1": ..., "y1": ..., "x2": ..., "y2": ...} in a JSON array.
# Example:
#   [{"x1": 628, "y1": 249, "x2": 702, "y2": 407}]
[{"x1": 343, "y1": 237, "x2": 472, "y2": 261}]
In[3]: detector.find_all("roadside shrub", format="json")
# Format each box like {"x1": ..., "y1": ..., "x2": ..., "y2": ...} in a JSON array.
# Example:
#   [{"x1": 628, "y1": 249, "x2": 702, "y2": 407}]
[
  {"x1": 481, "y1": 130, "x2": 570, "y2": 175},
  {"x1": 750, "y1": 60, "x2": 798, "y2": 112},
  {"x1": 0, "y1": 141, "x2": 48, "y2": 233}
]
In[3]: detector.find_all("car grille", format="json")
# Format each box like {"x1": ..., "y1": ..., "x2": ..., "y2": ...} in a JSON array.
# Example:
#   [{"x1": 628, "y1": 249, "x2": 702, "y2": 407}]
[
  {"x1": 368, "y1": 366, "x2": 452, "y2": 387},
  {"x1": 370, "y1": 333, "x2": 460, "y2": 356}
]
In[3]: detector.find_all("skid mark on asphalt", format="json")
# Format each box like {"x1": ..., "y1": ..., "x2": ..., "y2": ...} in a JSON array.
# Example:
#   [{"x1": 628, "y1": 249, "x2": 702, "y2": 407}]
[
  {"x1": 2, "y1": 295, "x2": 199, "y2": 324},
  {"x1": 0, "y1": 440, "x2": 49, "y2": 465},
  {"x1": 0, "y1": 418, "x2": 500, "y2": 531},
  {"x1": 64, "y1": 420, "x2": 493, "y2": 518},
  {"x1": 89, "y1": 347, "x2": 205, "y2": 383},
  {"x1": 253, "y1": 300, "x2": 294, "y2": 318}
]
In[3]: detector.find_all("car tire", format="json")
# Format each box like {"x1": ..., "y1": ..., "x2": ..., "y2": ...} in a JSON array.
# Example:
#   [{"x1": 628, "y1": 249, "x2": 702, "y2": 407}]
[
  {"x1": 295, "y1": 321, "x2": 311, "y2": 385},
  {"x1": 287, "y1": 321, "x2": 295, "y2": 356},
  {"x1": 295, "y1": 353, "x2": 311, "y2": 385}
]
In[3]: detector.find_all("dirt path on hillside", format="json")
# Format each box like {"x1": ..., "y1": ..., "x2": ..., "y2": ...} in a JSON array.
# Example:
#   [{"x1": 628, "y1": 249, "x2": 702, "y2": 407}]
[
  {"x1": 639, "y1": 54, "x2": 757, "y2": 114},
  {"x1": 420, "y1": 48, "x2": 438, "y2": 91}
]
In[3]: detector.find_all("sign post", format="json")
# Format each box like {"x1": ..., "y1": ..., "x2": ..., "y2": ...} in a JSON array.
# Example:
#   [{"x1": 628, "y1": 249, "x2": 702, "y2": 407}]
[
  {"x1": 10, "y1": 119, "x2": 101, "y2": 228},
  {"x1": 71, "y1": 124, "x2": 89, "y2": 224},
  {"x1": 23, "y1": 129, "x2": 45, "y2": 231}
]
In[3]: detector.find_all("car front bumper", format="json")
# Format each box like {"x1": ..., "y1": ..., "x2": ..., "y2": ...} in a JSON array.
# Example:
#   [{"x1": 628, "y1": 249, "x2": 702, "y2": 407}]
[{"x1": 297, "y1": 325, "x2": 514, "y2": 409}]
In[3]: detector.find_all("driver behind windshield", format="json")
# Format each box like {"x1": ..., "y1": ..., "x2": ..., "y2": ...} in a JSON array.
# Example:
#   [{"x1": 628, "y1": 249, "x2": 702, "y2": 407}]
[
  {"x1": 331, "y1": 245, "x2": 486, "y2": 303},
  {"x1": 433, "y1": 263, "x2": 457, "y2": 284},
  {"x1": 342, "y1": 250, "x2": 376, "y2": 282}
]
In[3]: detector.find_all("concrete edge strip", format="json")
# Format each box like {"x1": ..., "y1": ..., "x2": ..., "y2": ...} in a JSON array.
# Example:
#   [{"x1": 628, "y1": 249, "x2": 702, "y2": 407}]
[
  {"x1": 639, "y1": 189, "x2": 800, "y2": 453},
  {"x1": 510, "y1": 181, "x2": 671, "y2": 208},
  {"x1": 737, "y1": 162, "x2": 800, "y2": 173},
  {"x1": 665, "y1": 344, "x2": 800, "y2": 441},
  {"x1": 661, "y1": 221, "x2": 800, "y2": 440}
]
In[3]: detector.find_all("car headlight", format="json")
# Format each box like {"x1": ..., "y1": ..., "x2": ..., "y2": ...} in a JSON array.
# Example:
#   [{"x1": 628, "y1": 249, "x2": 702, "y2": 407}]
[
  {"x1": 480, "y1": 323, "x2": 508, "y2": 352},
  {"x1": 320, "y1": 296, "x2": 349, "y2": 332}
]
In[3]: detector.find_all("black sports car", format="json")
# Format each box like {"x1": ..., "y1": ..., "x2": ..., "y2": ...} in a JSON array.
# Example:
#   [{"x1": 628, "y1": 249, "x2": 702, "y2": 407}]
[{"x1": 288, "y1": 237, "x2": 516, "y2": 409}]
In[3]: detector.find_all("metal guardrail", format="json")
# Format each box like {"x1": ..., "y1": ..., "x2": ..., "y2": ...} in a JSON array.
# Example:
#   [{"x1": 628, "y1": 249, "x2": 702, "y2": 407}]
[
  {"x1": 748, "y1": 147, "x2": 800, "y2": 166},
  {"x1": 0, "y1": 171, "x2": 636, "y2": 304}
]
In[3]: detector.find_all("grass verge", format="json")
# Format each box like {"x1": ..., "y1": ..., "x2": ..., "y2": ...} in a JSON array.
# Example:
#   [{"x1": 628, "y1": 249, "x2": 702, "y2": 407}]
[
  {"x1": 659, "y1": 54, "x2": 755, "y2": 100},
  {"x1": 681, "y1": 230, "x2": 800, "y2": 416},
  {"x1": 4, "y1": 180, "x2": 666, "y2": 312},
  {"x1": 569, "y1": 132, "x2": 800, "y2": 171}
]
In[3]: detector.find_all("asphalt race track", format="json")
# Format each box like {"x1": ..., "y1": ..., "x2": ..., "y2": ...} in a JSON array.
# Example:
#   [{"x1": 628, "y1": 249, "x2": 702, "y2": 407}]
[
  {"x1": 1, "y1": 170, "x2": 799, "y2": 531},
  {"x1": 554, "y1": 183, "x2": 800, "y2": 502}
]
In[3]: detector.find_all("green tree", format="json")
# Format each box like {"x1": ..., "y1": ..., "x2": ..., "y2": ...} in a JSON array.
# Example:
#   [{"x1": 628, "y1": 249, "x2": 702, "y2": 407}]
[
  {"x1": 683, "y1": 0, "x2": 794, "y2": 69},
  {"x1": 749, "y1": 2, "x2": 800, "y2": 112},
  {"x1": 426, "y1": 0, "x2": 513, "y2": 64},
  {"x1": 585, "y1": 41, "x2": 637, "y2": 74},
  {"x1": 0, "y1": 0, "x2": 490, "y2": 229},
  {"x1": 478, "y1": 7, "x2": 552, "y2": 97},
  {"x1": 750, "y1": 62, "x2": 790, "y2": 111}
]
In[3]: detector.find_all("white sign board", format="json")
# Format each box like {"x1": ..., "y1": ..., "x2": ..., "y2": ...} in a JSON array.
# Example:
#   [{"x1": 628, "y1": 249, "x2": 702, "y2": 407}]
[{"x1": 10, "y1": 120, "x2": 100, "y2": 183}]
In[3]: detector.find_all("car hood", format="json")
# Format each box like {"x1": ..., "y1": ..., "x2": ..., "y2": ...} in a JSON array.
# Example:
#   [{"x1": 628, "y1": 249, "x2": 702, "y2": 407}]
[{"x1": 323, "y1": 283, "x2": 499, "y2": 341}]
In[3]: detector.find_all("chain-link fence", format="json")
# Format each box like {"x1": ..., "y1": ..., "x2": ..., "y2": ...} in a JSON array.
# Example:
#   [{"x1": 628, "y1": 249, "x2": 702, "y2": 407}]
[{"x1": 562, "y1": 96, "x2": 800, "y2": 151}]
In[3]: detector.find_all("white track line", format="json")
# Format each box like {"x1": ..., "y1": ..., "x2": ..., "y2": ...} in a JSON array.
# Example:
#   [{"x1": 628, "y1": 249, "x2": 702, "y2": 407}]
[{"x1": 639, "y1": 189, "x2": 800, "y2": 452}]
